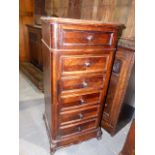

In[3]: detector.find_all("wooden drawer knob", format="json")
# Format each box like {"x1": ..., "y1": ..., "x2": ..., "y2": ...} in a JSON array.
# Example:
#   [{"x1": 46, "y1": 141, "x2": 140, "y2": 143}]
[
  {"x1": 82, "y1": 81, "x2": 88, "y2": 87},
  {"x1": 78, "y1": 126, "x2": 81, "y2": 132},
  {"x1": 80, "y1": 98, "x2": 85, "y2": 104},
  {"x1": 78, "y1": 113, "x2": 84, "y2": 119},
  {"x1": 87, "y1": 35, "x2": 93, "y2": 41},
  {"x1": 84, "y1": 62, "x2": 91, "y2": 67}
]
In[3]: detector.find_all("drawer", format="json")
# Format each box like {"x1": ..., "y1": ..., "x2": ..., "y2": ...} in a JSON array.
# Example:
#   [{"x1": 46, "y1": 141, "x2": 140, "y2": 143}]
[
  {"x1": 59, "y1": 119, "x2": 97, "y2": 137},
  {"x1": 59, "y1": 29, "x2": 114, "y2": 49},
  {"x1": 60, "y1": 105, "x2": 99, "y2": 125},
  {"x1": 60, "y1": 92, "x2": 101, "y2": 111},
  {"x1": 60, "y1": 55, "x2": 109, "y2": 75},
  {"x1": 60, "y1": 74, "x2": 105, "y2": 93}
]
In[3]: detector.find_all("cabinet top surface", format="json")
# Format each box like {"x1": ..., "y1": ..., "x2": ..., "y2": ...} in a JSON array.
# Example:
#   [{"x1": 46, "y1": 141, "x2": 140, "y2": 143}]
[{"x1": 41, "y1": 17, "x2": 124, "y2": 28}]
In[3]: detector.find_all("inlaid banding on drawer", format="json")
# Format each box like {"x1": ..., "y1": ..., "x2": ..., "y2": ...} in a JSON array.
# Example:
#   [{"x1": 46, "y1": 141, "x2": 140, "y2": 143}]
[
  {"x1": 60, "y1": 55, "x2": 109, "y2": 75},
  {"x1": 60, "y1": 105, "x2": 99, "y2": 125},
  {"x1": 60, "y1": 74, "x2": 105, "y2": 93},
  {"x1": 59, "y1": 119, "x2": 97, "y2": 137},
  {"x1": 60, "y1": 92, "x2": 101, "y2": 111},
  {"x1": 60, "y1": 29, "x2": 114, "y2": 48}
]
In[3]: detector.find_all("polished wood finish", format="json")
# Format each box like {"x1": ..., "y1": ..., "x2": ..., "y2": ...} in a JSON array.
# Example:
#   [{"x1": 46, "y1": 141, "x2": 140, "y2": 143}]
[
  {"x1": 27, "y1": 25, "x2": 43, "y2": 71},
  {"x1": 101, "y1": 46, "x2": 135, "y2": 135},
  {"x1": 41, "y1": 17, "x2": 123, "y2": 154},
  {"x1": 119, "y1": 119, "x2": 135, "y2": 155},
  {"x1": 60, "y1": 91, "x2": 100, "y2": 110}
]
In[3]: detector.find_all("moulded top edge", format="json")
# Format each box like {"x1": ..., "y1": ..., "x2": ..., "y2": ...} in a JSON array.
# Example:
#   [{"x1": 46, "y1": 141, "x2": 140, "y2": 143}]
[{"x1": 41, "y1": 16, "x2": 124, "y2": 28}]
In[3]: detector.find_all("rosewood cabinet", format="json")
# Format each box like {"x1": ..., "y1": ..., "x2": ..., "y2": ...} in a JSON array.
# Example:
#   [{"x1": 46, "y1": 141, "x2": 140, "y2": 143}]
[
  {"x1": 41, "y1": 17, "x2": 123, "y2": 154},
  {"x1": 27, "y1": 25, "x2": 43, "y2": 71},
  {"x1": 101, "y1": 45, "x2": 135, "y2": 135}
]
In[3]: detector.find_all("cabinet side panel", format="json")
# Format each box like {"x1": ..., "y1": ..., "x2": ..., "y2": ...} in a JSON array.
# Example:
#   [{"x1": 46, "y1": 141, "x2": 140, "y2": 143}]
[
  {"x1": 42, "y1": 43, "x2": 52, "y2": 128},
  {"x1": 102, "y1": 47, "x2": 135, "y2": 134}
]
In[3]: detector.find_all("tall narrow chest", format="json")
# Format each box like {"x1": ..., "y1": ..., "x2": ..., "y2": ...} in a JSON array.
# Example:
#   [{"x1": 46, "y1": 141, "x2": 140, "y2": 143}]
[{"x1": 41, "y1": 17, "x2": 123, "y2": 154}]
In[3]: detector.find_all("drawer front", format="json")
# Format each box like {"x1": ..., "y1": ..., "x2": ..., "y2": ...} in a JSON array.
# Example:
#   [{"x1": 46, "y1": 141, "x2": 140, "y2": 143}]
[
  {"x1": 59, "y1": 27, "x2": 115, "y2": 49},
  {"x1": 60, "y1": 55, "x2": 109, "y2": 75},
  {"x1": 60, "y1": 106, "x2": 99, "y2": 125},
  {"x1": 60, "y1": 74, "x2": 105, "y2": 93},
  {"x1": 59, "y1": 119, "x2": 97, "y2": 137},
  {"x1": 60, "y1": 92, "x2": 101, "y2": 111}
]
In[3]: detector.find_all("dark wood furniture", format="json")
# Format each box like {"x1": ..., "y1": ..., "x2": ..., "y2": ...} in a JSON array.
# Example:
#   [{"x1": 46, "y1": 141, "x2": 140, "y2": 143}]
[
  {"x1": 101, "y1": 44, "x2": 135, "y2": 135},
  {"x1": 41, "y1": 17, "x2": 123, "y2": 154},
  {"x1": 119, "y1": 119, "x2": 135, "y2": 155}
]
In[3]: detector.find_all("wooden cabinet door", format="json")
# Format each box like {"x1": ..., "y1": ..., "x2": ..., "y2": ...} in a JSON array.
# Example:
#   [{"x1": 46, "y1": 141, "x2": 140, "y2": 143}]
[{"x1": 102, "y1": 46, "x2": 135, "y2": 135}]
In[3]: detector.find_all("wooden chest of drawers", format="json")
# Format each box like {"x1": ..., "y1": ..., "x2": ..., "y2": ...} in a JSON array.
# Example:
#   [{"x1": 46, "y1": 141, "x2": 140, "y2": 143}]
[{"x1": 41, "y1": 17, "x2": 123, "y2": 154}]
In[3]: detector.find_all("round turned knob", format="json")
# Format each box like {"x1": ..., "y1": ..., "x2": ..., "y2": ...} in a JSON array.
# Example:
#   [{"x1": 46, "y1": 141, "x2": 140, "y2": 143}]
[
  {"x1": 87, "y1": 35, "x2": 93, "y2": 41},
  {"x1": 79, "y1": 113, "x2": 83, "y2": 119},
  {"x1": 78, "y1": 126, "x2": 81, "y2": 132},
  {"x1": 82, "y1": 81, "x2": 88, "y2": 87},
  {"x1": 84, "y1": 62, "x2": 91, "y2": 67},
  {"x1": 80, "y1": 98, "x2": 85, "y2": 104}
]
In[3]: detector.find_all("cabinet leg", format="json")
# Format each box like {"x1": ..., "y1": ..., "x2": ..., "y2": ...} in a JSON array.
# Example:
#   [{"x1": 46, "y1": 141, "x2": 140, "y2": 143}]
[
  {"x1": 50, "y1": 147, "x2": 56, "y2": 155},
  {"x1": 97, "y1": 129, "x2": 102, "y2": 140}
]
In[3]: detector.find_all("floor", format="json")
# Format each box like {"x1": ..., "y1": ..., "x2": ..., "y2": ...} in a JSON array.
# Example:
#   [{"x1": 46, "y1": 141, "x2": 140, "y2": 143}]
[{"x1": 19, "y1": 71, "x2": 131, "y2": 155}]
